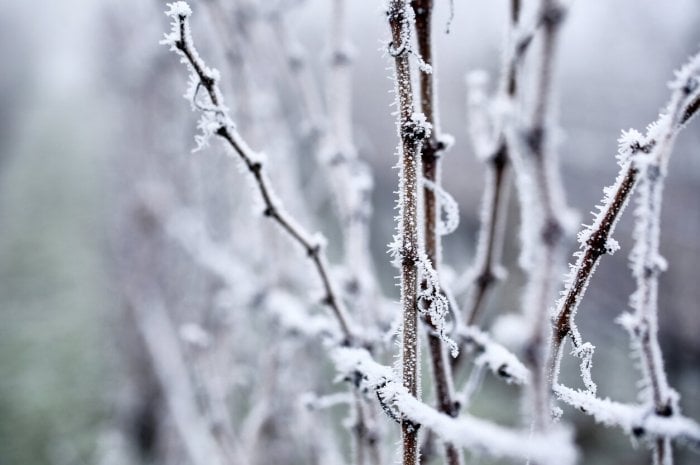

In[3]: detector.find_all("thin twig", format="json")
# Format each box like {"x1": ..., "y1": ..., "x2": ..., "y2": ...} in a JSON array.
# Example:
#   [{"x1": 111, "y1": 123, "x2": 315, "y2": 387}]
[
  {"x1": 461, "y1": 0, "x2": 525, "y2": 326},
  {"x1": 320, "y1": 3, "x2": 384, "y2": 461},
  {"x1": 411, "y1": 1, "x2": 461, "y2": 464},
  {"x1": 161, "y1": 3, "x2": 357, "y2": 344}
]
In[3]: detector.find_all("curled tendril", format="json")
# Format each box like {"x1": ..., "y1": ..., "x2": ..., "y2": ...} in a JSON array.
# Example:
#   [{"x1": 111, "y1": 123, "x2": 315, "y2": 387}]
[{"x1": 387, "y1": 40, "x2": 406, "y2": 57}]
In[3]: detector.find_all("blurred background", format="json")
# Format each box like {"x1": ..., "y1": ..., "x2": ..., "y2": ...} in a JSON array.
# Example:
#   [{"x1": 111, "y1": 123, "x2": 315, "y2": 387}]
[{"x1": 1, "y1": 1, "x2": 699, "y2": 464}]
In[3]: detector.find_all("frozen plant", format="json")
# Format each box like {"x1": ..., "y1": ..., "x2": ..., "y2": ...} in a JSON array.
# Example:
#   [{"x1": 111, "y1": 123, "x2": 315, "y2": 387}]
[{"x1": 103, "y1": 1, "x2": 700, "y2": 465}]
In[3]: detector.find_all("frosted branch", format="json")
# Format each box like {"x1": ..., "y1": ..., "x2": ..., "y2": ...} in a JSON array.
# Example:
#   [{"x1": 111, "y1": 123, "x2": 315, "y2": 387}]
[
  {"x1": 457, "y1": 326, "x2": 530, "y2": 385},
  {"x1": 458, "y1": 0, "x2": 535, "y2": 325},
  {"x1": 548, "y1": 52, "x2": 700, "y2": 395},
  {"x1": 554, "y1": 384, "x2": 700, "y2": 450},
  {"x1": 624, "y1": 53, "x2": 700, "y2": 465},
  {"x1": 161, "y1": 2, "x2": 357, "y2": 344},
  {"x1": 411, "y1": 1, "x2": 463, "y2": 462},
  {"x1": 386, "y1": 1, "x2": 425, "y2": 463}
]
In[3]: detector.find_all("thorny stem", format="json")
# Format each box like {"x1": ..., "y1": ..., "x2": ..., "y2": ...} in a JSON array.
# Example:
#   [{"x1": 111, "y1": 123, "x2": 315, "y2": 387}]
[
  {"x1": 411, "y1": 2, "x2": 462, "y2": 465},
  {"x1": 166, "y1": 9, "x2": 357, "y2": 344},
  {"x1": 387, "y1": 1, "x2": 423, "y2": 464}
]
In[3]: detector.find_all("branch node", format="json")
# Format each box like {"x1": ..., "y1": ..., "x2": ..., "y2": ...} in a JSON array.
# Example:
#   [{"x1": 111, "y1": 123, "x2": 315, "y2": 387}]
[
  {"x1": 526, "y1": 125, "x2": 545, "y2": 155},
  {"x1": 656, "y1": 404, "x2": 673, "y2": 418},
  {"x1": 307, "y1": 243, "x2": 321, "y2": 257},
  {"x1": 402, "y1": 113, "x2": 432, "y2": 142},
  {"x1": 542, "y1": 3, "x2": 566, "y2": 27},
  {"x1": 541, "y1": 217, "x2": 563, "y2": 247}
]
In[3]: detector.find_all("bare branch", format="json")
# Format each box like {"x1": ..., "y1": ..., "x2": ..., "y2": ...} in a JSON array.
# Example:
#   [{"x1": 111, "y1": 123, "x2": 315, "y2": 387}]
[
  {"x1": 325, "y1": 0, "x2": 380, "y2": 329},
  {"x1": 161, "y1": 3, "x2": 357, "y2": 344},
  {"x1": 457, "y1": 326, "x2": 530, "y2": 386},
  {"x1": 386, "y1": 1, "x2": 425, "y2": 463}
]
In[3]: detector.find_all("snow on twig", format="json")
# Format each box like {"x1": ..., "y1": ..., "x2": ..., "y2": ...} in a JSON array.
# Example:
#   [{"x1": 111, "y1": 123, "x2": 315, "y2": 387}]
[
  {"x1": 333, "y1": 348, "x2": 577, "y2": 465},
  {"x1": 554, "y1": 384, "x2": 700, "y2": 449},
  {"x1": 457, "y1": 326, "x2": 529, "y2": 385}
]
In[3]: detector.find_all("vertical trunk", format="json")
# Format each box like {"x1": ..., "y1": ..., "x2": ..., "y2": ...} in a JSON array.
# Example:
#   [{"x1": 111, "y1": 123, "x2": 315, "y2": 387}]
[{"x1": 387, "y1": 1, "x2": 421, "y2": 464}]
